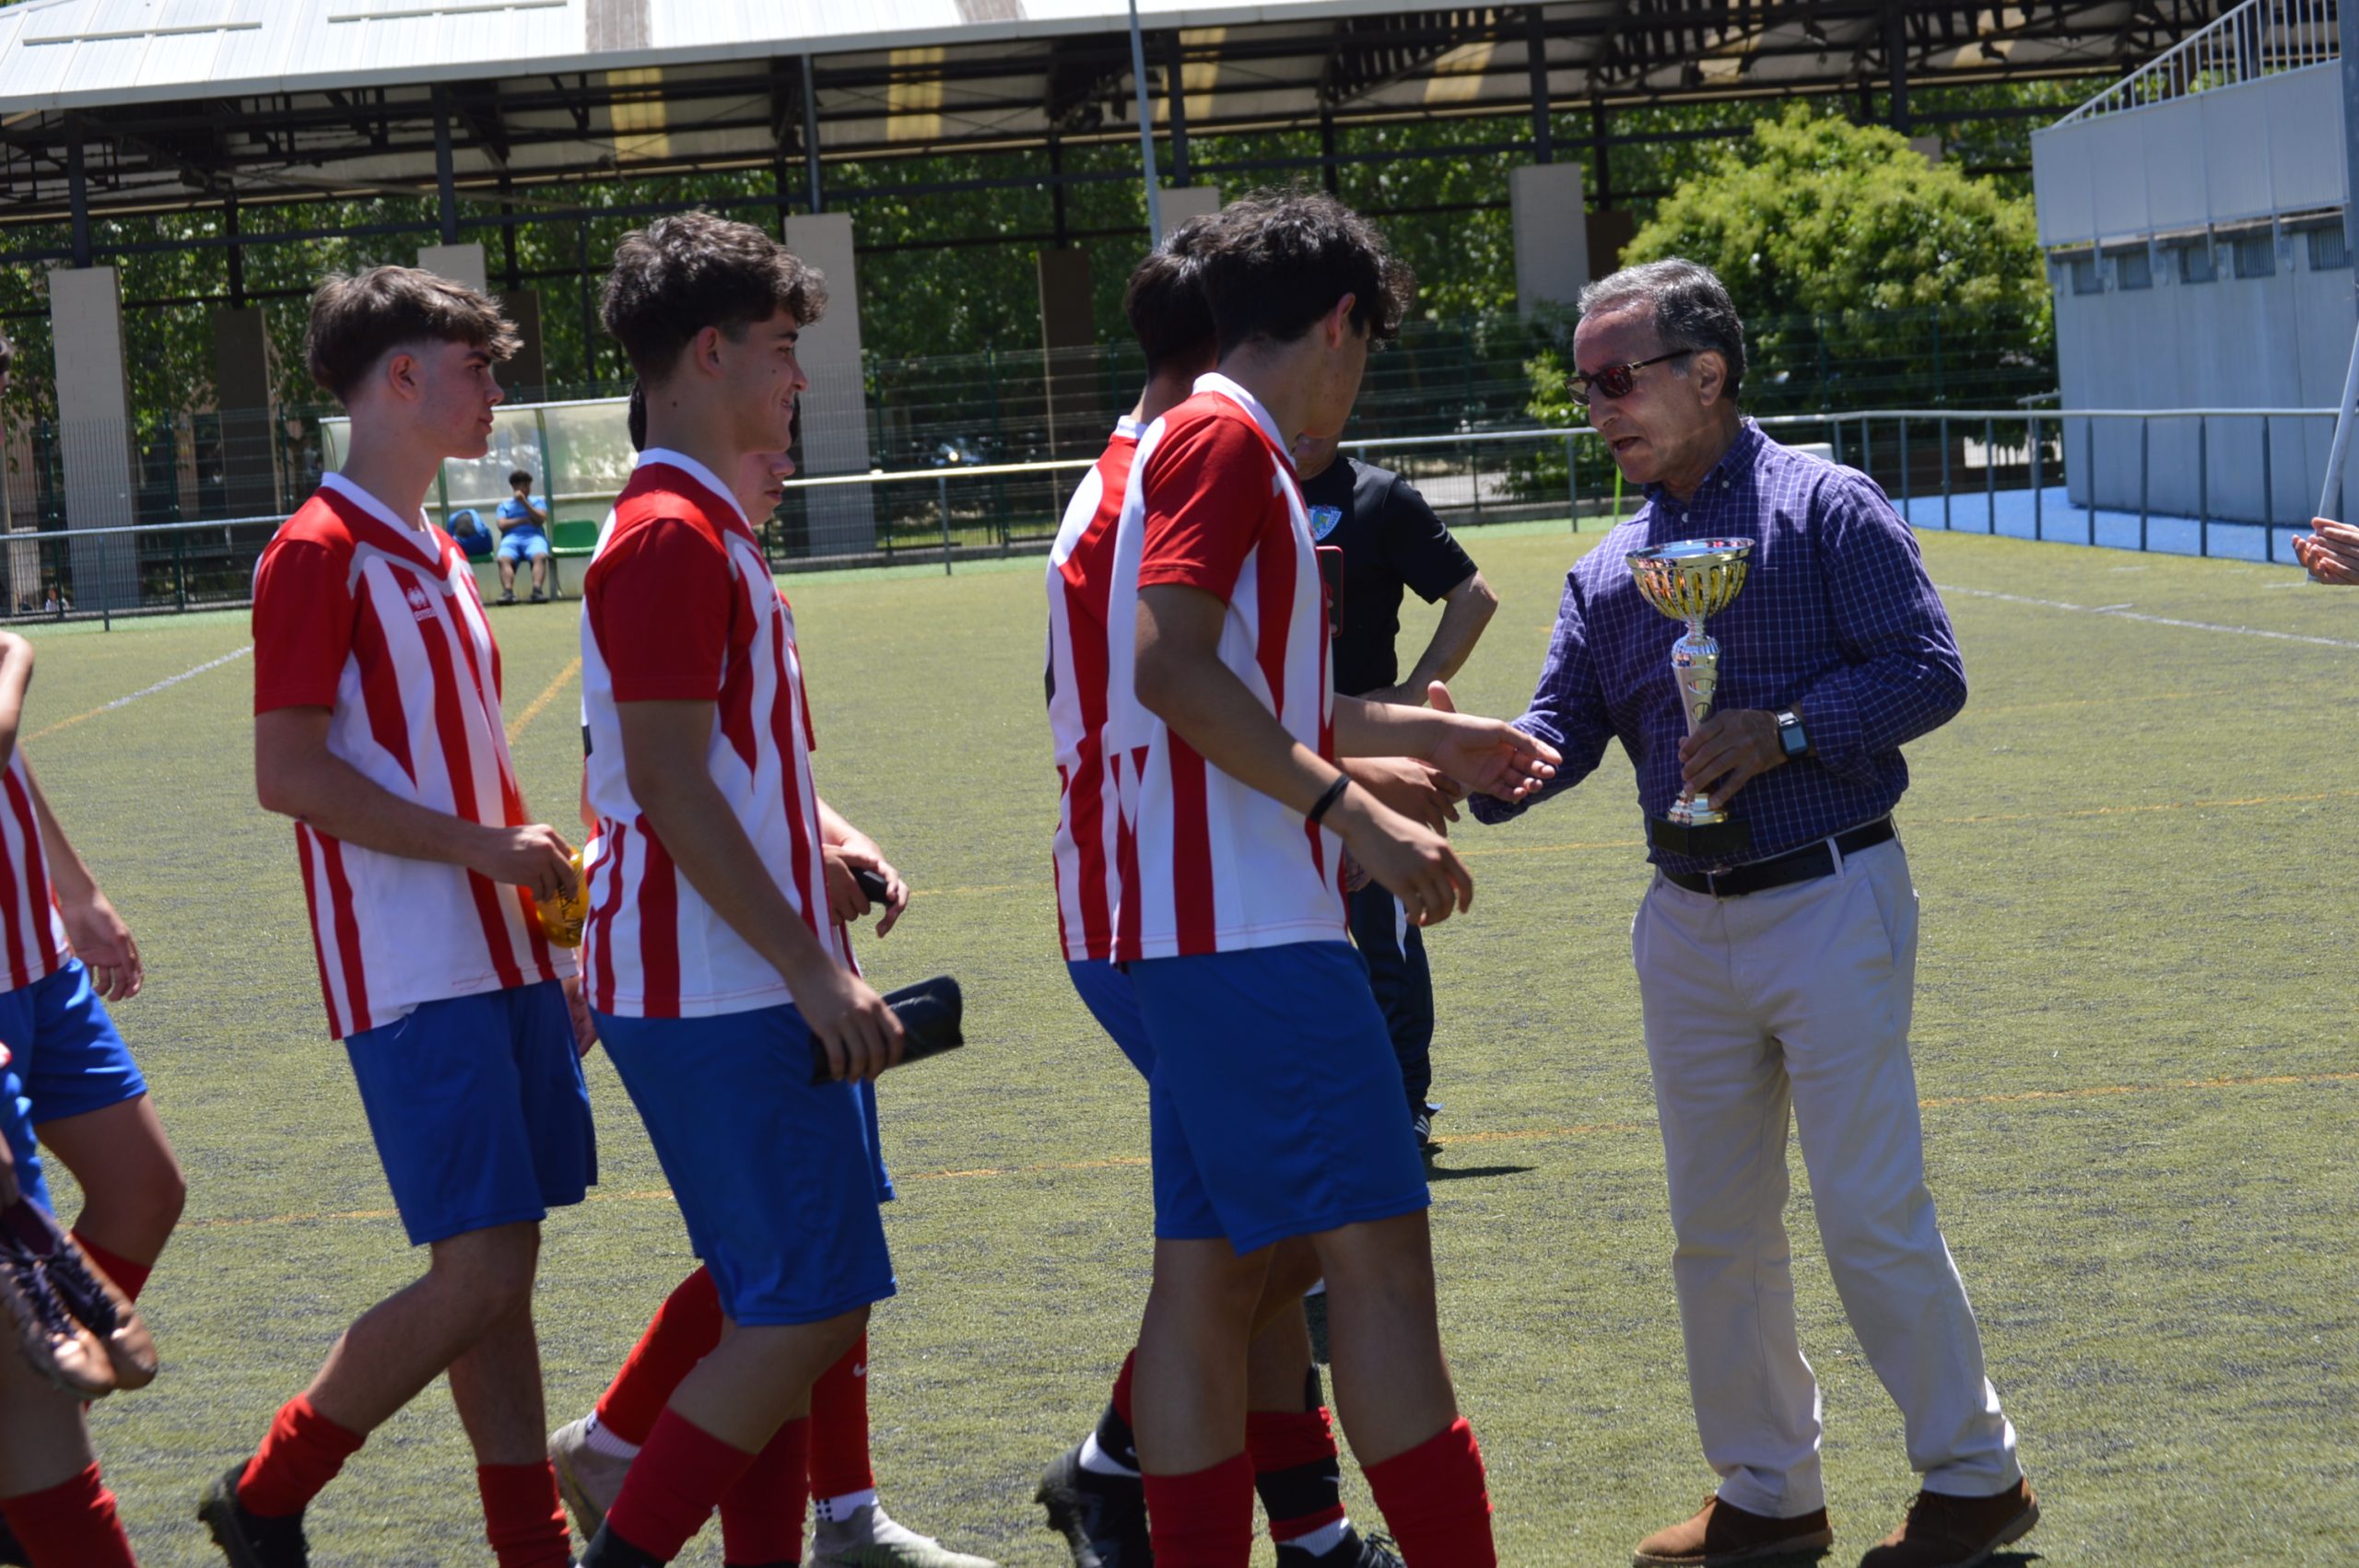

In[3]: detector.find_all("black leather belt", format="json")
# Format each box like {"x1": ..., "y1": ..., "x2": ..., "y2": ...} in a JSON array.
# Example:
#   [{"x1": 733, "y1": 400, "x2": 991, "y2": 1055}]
[{"x1": 1662, "y1": 818, "x2": 1896, "y2": 898}]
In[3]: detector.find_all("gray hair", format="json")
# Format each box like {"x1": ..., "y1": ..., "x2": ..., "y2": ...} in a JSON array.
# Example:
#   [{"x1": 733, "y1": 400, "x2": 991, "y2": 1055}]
[{"x1": 1578, "y1": 259, "x2": 1747, "y2": 401}]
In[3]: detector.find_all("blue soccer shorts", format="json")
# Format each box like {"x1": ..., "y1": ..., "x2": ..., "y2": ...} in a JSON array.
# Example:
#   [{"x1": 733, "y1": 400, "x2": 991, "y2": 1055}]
[
  {"x1": 0, "y1": 960, "x2": 148, "y2": 1126},
  {"x1": 0, "y1": 1056, "x2": 51, "y2": 1215},
  {"x1": 496, "y1": 530, "x2": 551, "y2": 564},
  {"x1": 596, "y1": 1000, "x2": 897, "y2": 1327},
  {"x1": 1067, "y1": 958, "x2": 1155, "y2": 1080},
  {"x1": 344, "y1": 979, "x2": 596, "y2": 1246},
  {"x1": 1127, "y1": 942, "x2": 1430, "y2": 1255}
]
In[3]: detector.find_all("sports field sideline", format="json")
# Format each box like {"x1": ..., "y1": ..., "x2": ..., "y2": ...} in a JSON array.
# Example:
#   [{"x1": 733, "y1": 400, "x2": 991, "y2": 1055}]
[{"x1": 18, "y1": 521, "x2": 2356, "y2": 1565}]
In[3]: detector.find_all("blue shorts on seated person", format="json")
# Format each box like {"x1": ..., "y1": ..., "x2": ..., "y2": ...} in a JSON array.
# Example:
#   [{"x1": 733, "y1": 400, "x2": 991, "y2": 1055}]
[
  {"x1": 1127, "y1": 942, "x2": 1429, "y2": 1255},
  {"x1": 343, "y1": 979, "x2": 595, "y2": 1246},
  {"x1": 0, "y1": 959, "x2": 147, "y2": 1125},
  {"x1": 496, "y1": 529, "x2": 550, "y2": 563},
  {"x1": 595, "y1": 1000, "x2": 897, "y2": 1327},
  {"x1": 1067, "y1": 958, "x2": 1155, "y2": 1080}
]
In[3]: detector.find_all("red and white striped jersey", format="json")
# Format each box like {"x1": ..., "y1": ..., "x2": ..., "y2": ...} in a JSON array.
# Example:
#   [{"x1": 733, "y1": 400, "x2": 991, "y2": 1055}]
[
  {"x1": 1103, "y1": 374, "x2": 1344, "y2": 959},
  {"x1": 1045, "y1": 418, "x2": 1143, "y2": 963},
  {"x1": 0, "y1": 752, "x2": 69, "y2": 994},
  {"x1": 252, "y1": 474, "x2": 569, "y2": 1040},
  {"x1": 578, "y1": 451, "x2": 840, "y2": 1020}
]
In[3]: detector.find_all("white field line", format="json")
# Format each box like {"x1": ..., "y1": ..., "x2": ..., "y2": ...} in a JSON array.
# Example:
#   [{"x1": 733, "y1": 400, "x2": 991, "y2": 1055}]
[
  {"x1": 1935, "y1": 585, "x2": 2359, "y2": 651},
  {"x1": 27, "y1": 644, "x2": 253, "y2": 743}
]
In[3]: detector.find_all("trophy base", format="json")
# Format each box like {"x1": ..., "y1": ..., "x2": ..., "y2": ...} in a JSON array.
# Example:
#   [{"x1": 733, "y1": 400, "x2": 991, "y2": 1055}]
[
  {"x1": 1647, "y1": 813, "x2": 1752, "y2": 860},
  {"x1": 1664, "y1": 795, "x2": 1729, "y2": 826}
]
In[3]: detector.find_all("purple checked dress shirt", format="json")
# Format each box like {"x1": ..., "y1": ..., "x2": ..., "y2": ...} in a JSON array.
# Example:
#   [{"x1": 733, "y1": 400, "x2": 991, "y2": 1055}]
[{"x1": 1470, "y1": 420, "x2": 1966, "y2": 875}]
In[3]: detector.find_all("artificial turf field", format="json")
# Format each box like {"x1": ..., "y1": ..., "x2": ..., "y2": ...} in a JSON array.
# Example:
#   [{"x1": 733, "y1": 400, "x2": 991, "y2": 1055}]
[{"x1": 19, "y1": 521, "x2": 2357, "y2": 1566}]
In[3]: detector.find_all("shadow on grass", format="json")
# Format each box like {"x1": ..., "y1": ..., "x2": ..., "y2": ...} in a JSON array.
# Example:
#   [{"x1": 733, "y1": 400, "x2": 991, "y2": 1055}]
[{"x1": 1428, "y1": 1163, "x2": 1536, "y2": 1182}]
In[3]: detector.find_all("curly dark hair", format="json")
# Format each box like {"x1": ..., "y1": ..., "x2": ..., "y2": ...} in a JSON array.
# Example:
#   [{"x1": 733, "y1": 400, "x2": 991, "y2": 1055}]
[
  {"x1": 1122, "y1": 215, "x2": 1218, "y2": 375},
  {"x1": 305, "y1": 266, "x2": 521, "y2": 405},
  {"x1": 1192, "y1": 188, "x2": 1414, "y2": 357},
  {"x1": 601, "y1": 211, "x2": 827, "y2": 383}
]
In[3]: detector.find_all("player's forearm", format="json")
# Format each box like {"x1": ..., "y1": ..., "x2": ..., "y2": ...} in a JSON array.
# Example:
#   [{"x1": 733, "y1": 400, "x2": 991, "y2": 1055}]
[
  {"x1": 0, "y1": 633, "x2": 33, "y2": 768},
  {"x1": 1333, "y1": 694, "x2": 1458, "y2": 759},
  {"x1": 24, "y1": 759, "x2": 97, "y2": 906},
  {"x1": 1402, "y1": 572, "x2": 1497, "y2": 691},
  {"x1": 255, "y1": 717, "x2": 499, "y2": 869},
  {"x1": 1135, "y1": 642, "x2": 1338, "y2": 814},
  {"x1": 816, "y1": 798, "x2": 874, "y2": 856},
  {"x1": 629, "y1": 754, "x2": 840, "y2": 989}
]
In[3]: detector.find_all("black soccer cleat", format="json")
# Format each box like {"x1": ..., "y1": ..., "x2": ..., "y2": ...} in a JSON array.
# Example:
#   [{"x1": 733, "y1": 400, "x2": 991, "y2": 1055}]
[
  {"x1": 1411, "y1": 1101, "x2": 1441, "y2": 1163},
  {"x1": 1037, "y1": 1442, "x2": 1152, "y2": 1567},
  {"x1": 199, "y1": 1463, "x2": 310, "y2": 1568},
  {"x1": 578, "y1": 1522, "x2": 667, "y2": 1566},
  {"x1": 1278, "y1": 1526, "x2": 1403, "y2": 1567}
]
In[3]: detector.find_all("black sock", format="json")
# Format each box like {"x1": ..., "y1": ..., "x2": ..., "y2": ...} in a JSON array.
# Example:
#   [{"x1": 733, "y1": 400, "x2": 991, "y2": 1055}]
[
  {"x1": 581, "y1": 1524, "x2": 666, "y2": 1568},
  {"x1": 1092, "y1": 1399, "x2": 1140, "y2": 1473}
]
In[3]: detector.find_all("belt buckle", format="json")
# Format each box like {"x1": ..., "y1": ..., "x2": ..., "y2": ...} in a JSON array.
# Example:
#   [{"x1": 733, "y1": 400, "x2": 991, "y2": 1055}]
[{"x1": 1702, "y1": 862, "x2": 1737, "y2": 897}]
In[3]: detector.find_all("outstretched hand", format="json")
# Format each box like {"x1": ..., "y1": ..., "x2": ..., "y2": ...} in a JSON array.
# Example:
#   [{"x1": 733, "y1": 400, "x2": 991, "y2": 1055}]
[
  {"x1": 2294, "y1": 518, "x2": 2359, "y2": 585},
  {"x1": 1421, "y1": 682, "x2": 1560, "y2": 802}
]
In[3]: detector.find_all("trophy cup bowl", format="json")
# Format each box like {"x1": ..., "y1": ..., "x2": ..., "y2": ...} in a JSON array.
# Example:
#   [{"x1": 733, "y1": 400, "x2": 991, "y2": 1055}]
[{"x1": 1626, "y1": 537, "x2": 1755, "y2": 826}]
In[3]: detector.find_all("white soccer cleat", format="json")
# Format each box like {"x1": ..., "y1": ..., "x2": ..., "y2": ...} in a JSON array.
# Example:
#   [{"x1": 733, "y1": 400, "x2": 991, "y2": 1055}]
[
  {"x1": 805, "y1": 1500, "x2": 1001, "y2": 1568},
  {"x1": 547, "y1": 1416, "x2": 632, "y2": 1542}
]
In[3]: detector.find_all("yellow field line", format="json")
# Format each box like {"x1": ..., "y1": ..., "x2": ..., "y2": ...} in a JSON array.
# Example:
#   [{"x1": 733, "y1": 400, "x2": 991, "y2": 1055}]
[
  {"x1": 506, "y1": 655, "x2": 581, "y2": 745},
  {"x1": 179, "y1": 1068, "x2": 2356, "y2": 1232}
]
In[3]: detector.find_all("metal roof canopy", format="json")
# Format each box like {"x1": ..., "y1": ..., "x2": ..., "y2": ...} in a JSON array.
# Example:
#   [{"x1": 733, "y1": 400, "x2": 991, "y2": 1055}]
[{"x1": 0, "y1": 0, "x2": 2237, "y2": 252}]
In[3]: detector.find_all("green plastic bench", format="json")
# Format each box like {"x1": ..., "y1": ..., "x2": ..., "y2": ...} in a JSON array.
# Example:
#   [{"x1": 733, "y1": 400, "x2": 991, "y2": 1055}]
[{"x1": 545, "y1": 518, "x2": 601, "y2": 599}]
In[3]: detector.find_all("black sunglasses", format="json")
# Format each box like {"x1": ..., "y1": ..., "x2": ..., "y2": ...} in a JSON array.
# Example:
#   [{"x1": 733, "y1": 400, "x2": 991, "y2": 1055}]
[{"x1": 1567, "y1": 349, "x2": 1694, "y2": 406}]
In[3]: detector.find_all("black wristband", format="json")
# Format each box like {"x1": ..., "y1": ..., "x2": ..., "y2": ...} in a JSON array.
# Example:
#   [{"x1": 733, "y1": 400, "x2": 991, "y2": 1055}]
[{"x1": 1307, "y1": 775, "x2": 1351, "y2": 826}]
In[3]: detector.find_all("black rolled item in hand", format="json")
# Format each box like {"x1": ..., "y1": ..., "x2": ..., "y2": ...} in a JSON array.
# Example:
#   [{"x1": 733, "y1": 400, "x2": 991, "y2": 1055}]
[
  {"x1": 811, "y1": 974, "x2": 964, "y2": 1084},
  {"x1": 852, "y1": 865, "x2": 892, "y2": 905}
]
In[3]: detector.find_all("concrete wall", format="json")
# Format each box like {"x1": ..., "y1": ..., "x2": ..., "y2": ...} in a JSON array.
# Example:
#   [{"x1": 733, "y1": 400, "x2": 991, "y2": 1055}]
[
  {"x1": 2053, "y1": 232, "x2": 2356, "y2": 524},
  {"x1": 1157, "y1": 184, "x2": 1221, "y2": 241},
  {"x1": 1508, "y1": 162, "x2": 1589, "y2": 316},
  {"x1": 2033, "y1": 64, "x2": 2347, "y2": 248},
  {"x1": 782, "y1": 213, "x2": 876, "y2": 554},
  {"x1": 416, "y1": 241, "x2": 488, "y2": 293},
  {"x1": 47, "y1": 264, "x2": 140, "y2": 610}
]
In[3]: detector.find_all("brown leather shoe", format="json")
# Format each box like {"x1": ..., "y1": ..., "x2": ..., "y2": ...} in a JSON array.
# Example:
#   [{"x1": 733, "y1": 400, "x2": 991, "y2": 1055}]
[
  {"x1": 1635, "y1": 1493, "x2": 1835, "y2": 1566},
  {"x1": 1859, "y1": 1478, "x2": 2039, "y2": 1568}
]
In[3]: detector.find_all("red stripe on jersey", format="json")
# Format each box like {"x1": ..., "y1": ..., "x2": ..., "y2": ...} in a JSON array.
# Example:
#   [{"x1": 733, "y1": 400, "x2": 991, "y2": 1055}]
[
  {"x1": 349, "y1": 580, "x2": 418, "y2": 789},
  {"x1": 767, "y1": 622, "x2": 823, "y2": 940},
  {"x1": 633, "y1": 818, "x2": 683, "y2": 1018},
  {"x1": 411, "y1": 605, "x2": 527, "y2": 995},
  {"x1": 0, "y1": 776, "x2": 29, "y2": 990},
  {"x1": 0, "y1": 770, "x2": 60, "y2": 980},
  {"x1": 1114, "y1": 748, "x2": 1145, "y2": 964},
  {"x1": 1253, "y1": 509, "x2": 1297, "y2": 725},
  {"x1": 293, "y1": 823, "x2": 346, "y2": 1040},
  {"x1": 587, "y1": 825, "x2": 628, "y2": 1016},
  {"x1": 1167, "y1": 733, "x2": 1216, "y2": 954},
  {"x1": 314, "y1": 831, "x2": 373, "y2": 1036}
]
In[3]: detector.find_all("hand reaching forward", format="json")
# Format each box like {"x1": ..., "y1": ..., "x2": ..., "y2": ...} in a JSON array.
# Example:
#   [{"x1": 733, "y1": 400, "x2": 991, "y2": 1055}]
[
  {"x1": 1422, "y1": 682, "x2": 1560, "y2": 802},
  {"x1": 1343, "y1": 756, "x2": 1462, "y2": 833}
]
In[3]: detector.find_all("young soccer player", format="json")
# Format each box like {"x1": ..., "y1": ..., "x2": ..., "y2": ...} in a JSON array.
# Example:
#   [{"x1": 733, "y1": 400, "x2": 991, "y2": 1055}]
[
  {"x1": 0, "y1": 336, "x2": 183, "y2": 1352},
  {"x1": 0, "y1": 629, "x2": 143, "y2": 1568},
  {"x1": 205, "y1": 266, "x2": 594, "y2": 1568},
  {"x1": 1044, "y1": 227, "x2": 1450, "y2": 1568},
  {"x1": 1098, "y1": 191, "x2": 1558, "y2": 1567},
  {"x1": 575, "y1": 210, "x2": 905, "y2": 1568},
  {"x1": 546, "y1": 392, "x2": 995, "y2": 1568}
]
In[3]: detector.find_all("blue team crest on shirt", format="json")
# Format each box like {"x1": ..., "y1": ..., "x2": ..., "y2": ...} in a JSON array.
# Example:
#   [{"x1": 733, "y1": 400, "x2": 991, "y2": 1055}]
[{"x1": 1309, "y1": 505, "x2": 1344, "y2": 541}]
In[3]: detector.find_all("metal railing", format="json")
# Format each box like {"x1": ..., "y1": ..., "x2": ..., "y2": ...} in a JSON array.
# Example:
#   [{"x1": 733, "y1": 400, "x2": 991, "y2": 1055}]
[
  {"x1": 2059, "y1": 0, "x2": 2341, "y2": 123},
  {"x1": 7, "y1": 406, "x2": 2343, "y2": 626}
]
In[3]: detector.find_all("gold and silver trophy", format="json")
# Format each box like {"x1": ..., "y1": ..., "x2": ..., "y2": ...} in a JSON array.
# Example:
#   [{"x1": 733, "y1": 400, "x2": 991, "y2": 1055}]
[{"x1": 1626, "y1": 537, "x2": 1755, "y2": 825}]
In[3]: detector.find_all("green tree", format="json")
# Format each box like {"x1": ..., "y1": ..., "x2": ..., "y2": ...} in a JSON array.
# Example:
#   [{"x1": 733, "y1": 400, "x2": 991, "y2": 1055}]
[{"x1": 1617, "y1": 102, "x2": 2049, "y2": 404}]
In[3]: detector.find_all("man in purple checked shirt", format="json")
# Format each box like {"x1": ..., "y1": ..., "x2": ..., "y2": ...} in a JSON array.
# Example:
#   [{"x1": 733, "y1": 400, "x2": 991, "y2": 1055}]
[{"x1": 1471, "y1": 260, "x2": 2036, "y2": 1568}]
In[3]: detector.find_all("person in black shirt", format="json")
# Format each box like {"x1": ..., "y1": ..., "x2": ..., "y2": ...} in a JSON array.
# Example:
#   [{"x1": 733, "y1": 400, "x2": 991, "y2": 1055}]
[{"x1": 1294, "y1": 432, "x2": 1498, "y2": 1154}]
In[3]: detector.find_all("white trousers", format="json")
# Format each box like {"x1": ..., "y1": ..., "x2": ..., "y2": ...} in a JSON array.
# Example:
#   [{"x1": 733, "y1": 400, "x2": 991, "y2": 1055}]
[{"x1": 1631, "y1": 837, "x2": 2020, "y2": 1518}]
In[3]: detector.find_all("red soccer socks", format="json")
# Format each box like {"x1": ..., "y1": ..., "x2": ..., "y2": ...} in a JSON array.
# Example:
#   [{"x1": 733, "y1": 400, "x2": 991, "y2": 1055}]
[
  {"x1": 1249, "y1": 1406, "x2": 1347, "y2": 1546},
  {"x1": 596, "y1": 1268, "x2": 725, "y2": 1447},
  {"x1": 807, "y1": 1336, "x2": 876, "y2": 1507},
  {"x1": 1144, "y1": 1453, "x2": 1256, "y2": 1567},
  {"x1": 70, "y1": 1233, "x2": 152, "y2": 1304},
  {"x1": 238, "y1": 1394, "x2": 366, "y2": 1518},
  {"x1": 1, "y1": 1463, "x2": 136, "y2": 1568},
  {"x1": 479, "y1": 1461, "x2": 572, "y2": 1568},
  {"x1": 1363, "y1": 1417, "x2": 1496, "y2": 1568},
  {"x1": 719, "y1": 1416, "x2": 809, "y2": 1567},
  {"x1": 602, "y1": 1407, "x2": 759, "y2": 1562}
]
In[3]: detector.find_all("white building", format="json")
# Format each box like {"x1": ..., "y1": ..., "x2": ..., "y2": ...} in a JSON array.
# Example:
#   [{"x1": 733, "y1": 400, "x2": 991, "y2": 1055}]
[{"x1": 2032, "y1": 0, "x2": 2354, "y2": 526}]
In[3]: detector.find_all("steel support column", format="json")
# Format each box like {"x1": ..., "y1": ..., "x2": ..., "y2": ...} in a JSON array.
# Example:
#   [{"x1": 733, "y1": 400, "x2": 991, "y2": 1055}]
[
  {"x1": 1528, "y1": 6, "x2": 1553, "y2": 162},
  {"x1": 432, "y1": 89, "x2": 459, "y2": 244}
]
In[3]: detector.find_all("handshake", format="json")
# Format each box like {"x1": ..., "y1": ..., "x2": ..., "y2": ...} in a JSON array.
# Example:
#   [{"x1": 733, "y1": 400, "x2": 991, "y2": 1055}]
[{"x1": 2293, "y1": 518, "x2": 2358, "y2": 585}]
